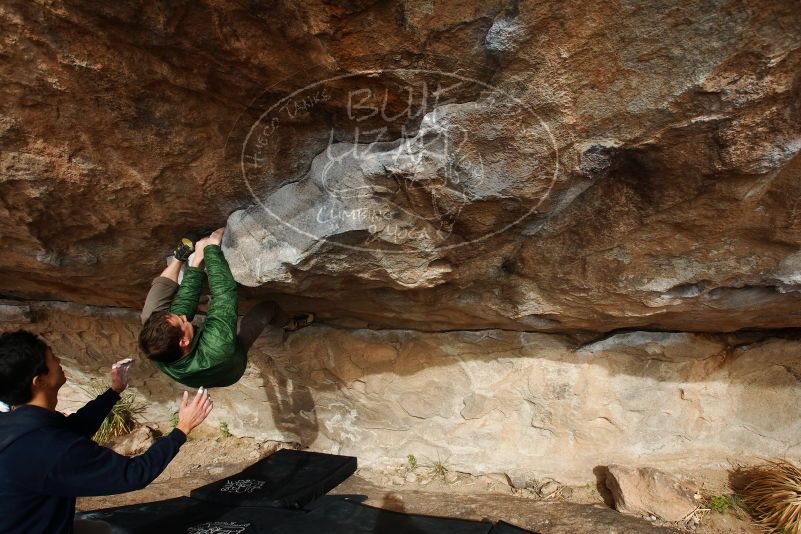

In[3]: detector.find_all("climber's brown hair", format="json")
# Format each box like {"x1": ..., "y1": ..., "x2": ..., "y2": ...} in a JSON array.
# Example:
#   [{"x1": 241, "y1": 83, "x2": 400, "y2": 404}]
[{"x1": 139, "y1": 310, "x2": 183, "y2": 363}]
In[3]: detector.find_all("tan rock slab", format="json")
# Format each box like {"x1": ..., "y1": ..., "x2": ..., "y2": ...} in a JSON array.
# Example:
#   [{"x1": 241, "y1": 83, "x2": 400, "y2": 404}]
[{"x1": 605, "y1": 465, "x2": 698, "y2": 522}]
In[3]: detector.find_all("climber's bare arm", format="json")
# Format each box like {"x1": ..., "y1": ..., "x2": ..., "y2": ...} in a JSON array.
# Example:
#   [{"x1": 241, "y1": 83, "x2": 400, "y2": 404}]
[{"x1": 158, "y1": 258, "x2": 183, "y2": 283}]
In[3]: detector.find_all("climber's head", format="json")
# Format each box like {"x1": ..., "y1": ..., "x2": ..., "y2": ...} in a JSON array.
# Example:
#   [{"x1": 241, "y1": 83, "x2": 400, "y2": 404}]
[
  {"x1": 139, "y1": 311, "x2": 194, "y2": 363},
  {"x1": 0, "y1": 330, "x2": 66, "y2": 407}
]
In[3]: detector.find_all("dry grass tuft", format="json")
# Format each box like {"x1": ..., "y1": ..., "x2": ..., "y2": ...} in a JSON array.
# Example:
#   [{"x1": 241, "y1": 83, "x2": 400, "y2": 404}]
[
  {"x1": 82, "y1": 383, "x2": 145, "y2": 444},
  {"x1": 736, "y1": 459, "x2": 801, "y2": 534}
]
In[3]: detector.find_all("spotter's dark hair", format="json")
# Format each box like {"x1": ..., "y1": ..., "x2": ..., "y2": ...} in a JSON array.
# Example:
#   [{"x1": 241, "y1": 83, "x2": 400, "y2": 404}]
[{"x1": 0, "y1": 330, "x2": 49, "y2": 406}]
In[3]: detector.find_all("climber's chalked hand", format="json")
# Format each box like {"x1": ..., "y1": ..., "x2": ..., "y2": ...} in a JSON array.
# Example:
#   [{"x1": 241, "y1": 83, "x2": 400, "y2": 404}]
[{"x1": 207, "y1": 227, "x2": 225, "y2": 247}]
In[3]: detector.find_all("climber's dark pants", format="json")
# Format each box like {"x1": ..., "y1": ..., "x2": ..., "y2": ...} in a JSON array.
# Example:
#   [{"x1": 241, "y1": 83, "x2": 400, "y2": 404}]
[
  {"x1": 141, "y1": 276, "x2": 289, "y2": 352},
  {"x1": 237, "y1": 300, "x2": 290, "y2": 352}
]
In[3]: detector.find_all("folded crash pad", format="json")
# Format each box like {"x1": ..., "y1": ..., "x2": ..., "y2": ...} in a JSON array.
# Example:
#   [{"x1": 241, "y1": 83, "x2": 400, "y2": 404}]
[
  {"x1": 272, "y1": 497, "x2": 493, "y2": 534},
  {"x1": 76, "y1": 496, "x2": 303, "y2": 533},
  {"x1": 190, "y1": 448, "x2": 357, "y2": 509}
]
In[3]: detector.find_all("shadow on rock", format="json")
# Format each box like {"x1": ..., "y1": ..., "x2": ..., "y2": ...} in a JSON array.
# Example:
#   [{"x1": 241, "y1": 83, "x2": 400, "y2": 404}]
[
  {"x1": 259, "y1": 355, "x2": 319, "y2": 447},
  {"x1": 593, "y1": 466, "x2": 616, "y2": 508}
]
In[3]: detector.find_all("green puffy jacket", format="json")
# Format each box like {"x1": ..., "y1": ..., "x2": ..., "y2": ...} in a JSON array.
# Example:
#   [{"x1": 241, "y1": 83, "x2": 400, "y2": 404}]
[{"x1": 156, "y1": 245, "x2": 246, "y2": 388}]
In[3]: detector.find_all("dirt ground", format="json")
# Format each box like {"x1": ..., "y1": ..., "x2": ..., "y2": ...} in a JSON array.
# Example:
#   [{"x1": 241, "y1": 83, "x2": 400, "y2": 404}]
[{"x1": 77, "y1": 431, "x2": 762, "y2": 534}]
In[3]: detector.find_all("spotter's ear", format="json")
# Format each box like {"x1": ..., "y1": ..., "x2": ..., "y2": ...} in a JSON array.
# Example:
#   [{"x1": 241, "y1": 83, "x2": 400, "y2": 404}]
[{"x1": 31, "y1": 374, "x2": 44, "y2": 393}]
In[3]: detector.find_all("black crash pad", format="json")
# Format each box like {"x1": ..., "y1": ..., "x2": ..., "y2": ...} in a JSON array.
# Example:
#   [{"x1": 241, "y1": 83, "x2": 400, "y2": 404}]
[
  {"x1": 190, "y1": 448, "x2": 357, "y2": 509},
  {"x1": 488, "y1": 520, "x2": 539, "y2": 533},
  {"x1": 273, "y1": 497, "x2": 493, "y2": 533},
  {"x1": 76, "y1": 496, "x2": 303, "y2": 533}
]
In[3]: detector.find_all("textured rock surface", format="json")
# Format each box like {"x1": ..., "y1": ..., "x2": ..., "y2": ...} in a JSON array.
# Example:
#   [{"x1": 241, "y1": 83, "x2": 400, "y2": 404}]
[
  {"x1": 3, "y1": 1, "x2": 801, "y2": 510},
  {"x1": 5, "y1": 303, "x2": 800, "y2": 484},
  {"x1": 1, "y1": 1, "x2": 800, "y2": 333},
  {"x1": 108, "y1": 425, "x2": 159, "y2": 456},
  {"x1": 604, "y1": 465, "x2": 698, "y2": 522}
]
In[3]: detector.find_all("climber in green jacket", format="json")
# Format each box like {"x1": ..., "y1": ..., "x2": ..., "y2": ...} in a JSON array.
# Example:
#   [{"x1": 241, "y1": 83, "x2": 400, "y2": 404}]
[{"x1": 137, "y1": 228, "x2": 314, "y2": 388}]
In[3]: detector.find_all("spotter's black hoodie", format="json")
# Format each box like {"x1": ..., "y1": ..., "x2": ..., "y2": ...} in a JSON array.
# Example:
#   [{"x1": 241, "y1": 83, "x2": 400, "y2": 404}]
[{"x1": 0, "y1": 389, "x2": 186, "y2": 534}]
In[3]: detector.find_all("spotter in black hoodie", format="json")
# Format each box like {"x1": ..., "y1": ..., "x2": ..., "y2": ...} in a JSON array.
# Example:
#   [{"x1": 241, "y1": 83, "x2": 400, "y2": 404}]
[{"x1": 0, "y1": 389, "x2": 186, "y2": 534}]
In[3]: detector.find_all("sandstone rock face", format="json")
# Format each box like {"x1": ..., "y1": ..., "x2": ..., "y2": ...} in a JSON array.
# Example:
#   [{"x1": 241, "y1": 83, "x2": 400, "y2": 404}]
[
  {"x1": 2, "y1": 0, "x2": 801, "y2": 495},
  {"x1": 604, "y1": 465, "x2": 699, "y2": 522},
  {"x1": 6, "y1": 303, "x2": 800, "y2": 484},
  {"x1": 1, "y1": 1, "x2": 800, "y2": 333}
]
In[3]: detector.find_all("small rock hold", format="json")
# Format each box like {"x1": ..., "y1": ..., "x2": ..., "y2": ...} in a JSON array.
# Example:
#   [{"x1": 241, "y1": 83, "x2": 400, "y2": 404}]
[
  {"x1": 109, "y1": 426, "x2": 158, "y2": 456},
  {"x1": 538, "y1": 480, "x2": 561, "y2": 498},
  {"x1": 486, "y1": 473, "x2": 512, "y2": 486},
  {"x1": 605, "y1": 465, "x2": 698, "y2": 522},
  {"x1": 507, "y1": 474, "x2": 530, "y2": 489}
]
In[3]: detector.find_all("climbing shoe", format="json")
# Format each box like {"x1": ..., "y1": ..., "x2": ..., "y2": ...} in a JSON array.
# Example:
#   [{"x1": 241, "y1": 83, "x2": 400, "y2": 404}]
[{"x1": 172, "y1": 233, "x2": 199, "y2": 262}]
